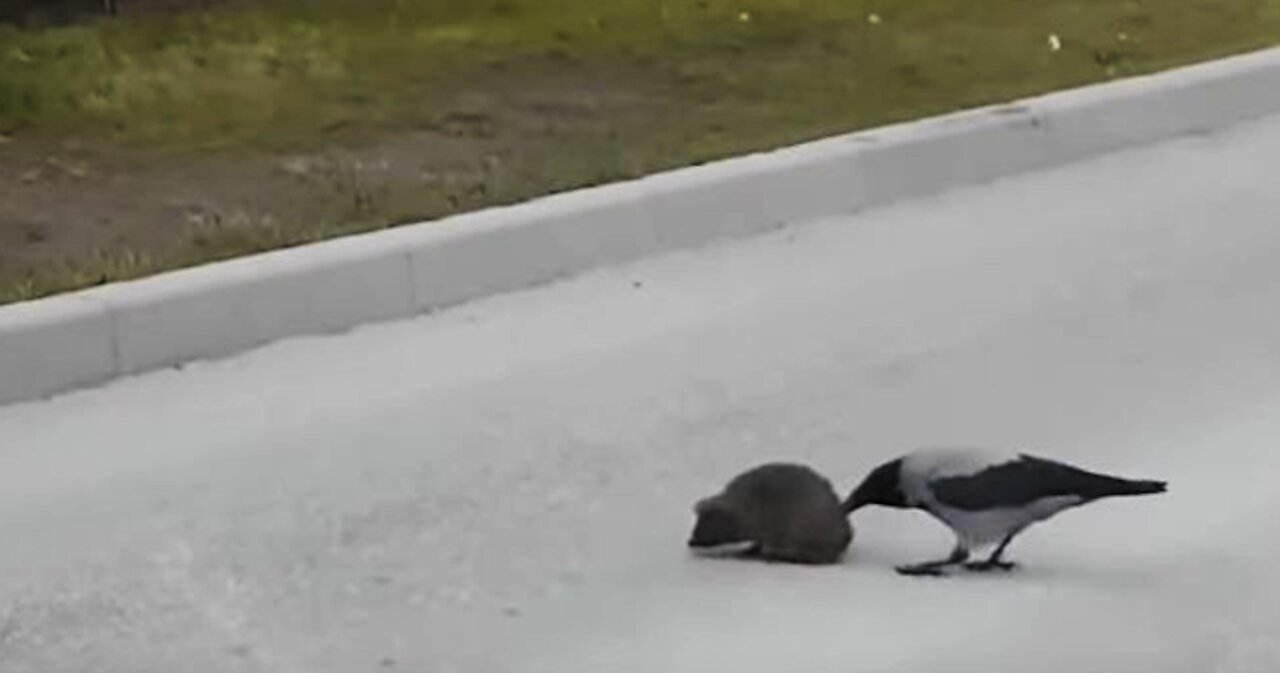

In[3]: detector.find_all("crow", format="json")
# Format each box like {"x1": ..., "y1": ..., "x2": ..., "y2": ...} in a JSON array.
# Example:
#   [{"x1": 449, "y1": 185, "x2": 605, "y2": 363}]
[{"x1": 844, "y1": 447, "x2": 1166, "y2": 576}]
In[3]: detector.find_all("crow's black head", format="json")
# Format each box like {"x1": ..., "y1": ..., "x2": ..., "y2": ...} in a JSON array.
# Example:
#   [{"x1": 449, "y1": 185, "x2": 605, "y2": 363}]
[
  {"x1": 687, "y1": 497, "x2": 747, "y2": 548},
  {"x1": 843, "y1": 458, "x2": 908, "y2": 512}
]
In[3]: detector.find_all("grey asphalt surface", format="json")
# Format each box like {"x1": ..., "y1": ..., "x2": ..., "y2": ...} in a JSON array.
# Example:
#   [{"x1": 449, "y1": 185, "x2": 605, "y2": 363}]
[{"x1": 4, "y1": 114, "x2": 1280, "y2": 672}]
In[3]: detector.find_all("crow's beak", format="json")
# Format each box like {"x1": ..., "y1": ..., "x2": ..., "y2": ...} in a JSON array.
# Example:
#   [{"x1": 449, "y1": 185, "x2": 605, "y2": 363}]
[{"x1": 842, "y1": 490, "x2": 869, "y2": 514}]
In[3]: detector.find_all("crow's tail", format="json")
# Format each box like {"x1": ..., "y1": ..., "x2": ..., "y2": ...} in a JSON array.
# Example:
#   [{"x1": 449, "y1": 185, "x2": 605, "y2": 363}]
[{"x1": 1103, "y1": 478, "x2": 1167, "y2": 498}]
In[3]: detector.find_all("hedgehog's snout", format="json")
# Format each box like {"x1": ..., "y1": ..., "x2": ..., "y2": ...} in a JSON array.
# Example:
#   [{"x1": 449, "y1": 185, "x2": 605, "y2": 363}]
[{"x1": 688, "y1": 505, "x2": 746, "y2": 548}]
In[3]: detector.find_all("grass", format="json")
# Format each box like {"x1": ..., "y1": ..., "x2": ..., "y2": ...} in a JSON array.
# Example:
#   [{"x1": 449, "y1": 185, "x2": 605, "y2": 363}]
[
  {"x1": 4, "y1": 0, "x2": 1270, "y2": 152},
  {"x1": 1, "y1": 0, "x2": 1278, "y2": 304}
]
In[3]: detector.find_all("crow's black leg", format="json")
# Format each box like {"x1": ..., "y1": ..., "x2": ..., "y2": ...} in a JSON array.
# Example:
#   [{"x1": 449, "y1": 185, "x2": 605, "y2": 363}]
[
  {"x1": 965, "y1": 532, "x2": 1018, "y2": 572},
  {"x1": 896, "y1": 545, "x2": 969, "y2": 577},
  {"x1": 990, "y1": 532, "x2": 1017, "y2": 564}
]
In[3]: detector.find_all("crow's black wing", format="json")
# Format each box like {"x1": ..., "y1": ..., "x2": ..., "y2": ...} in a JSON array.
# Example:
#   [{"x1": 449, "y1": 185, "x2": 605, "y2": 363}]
[{"x1": 930, "y1": 454, "x2": 1129, "y2": 511}]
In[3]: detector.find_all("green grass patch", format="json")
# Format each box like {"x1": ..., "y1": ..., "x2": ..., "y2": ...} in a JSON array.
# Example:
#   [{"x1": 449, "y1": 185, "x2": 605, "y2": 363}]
[
  {"x1": 3, "y1": 0, "x2": 1275, "y2": 152},
  {"x1": 0, "y1": 0, "x2": 1277, "y2": 304}
]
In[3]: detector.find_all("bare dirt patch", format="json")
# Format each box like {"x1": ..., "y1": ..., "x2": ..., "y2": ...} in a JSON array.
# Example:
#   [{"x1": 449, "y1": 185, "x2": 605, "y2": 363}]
[{"x1": 0, "y1": 72, "x2": 662, "y2": 298}]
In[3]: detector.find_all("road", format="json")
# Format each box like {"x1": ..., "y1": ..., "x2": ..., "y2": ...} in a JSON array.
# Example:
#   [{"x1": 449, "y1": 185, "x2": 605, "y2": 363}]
[{"x1": 3, "y1": 114, "x2": 1280, "y2": 672}]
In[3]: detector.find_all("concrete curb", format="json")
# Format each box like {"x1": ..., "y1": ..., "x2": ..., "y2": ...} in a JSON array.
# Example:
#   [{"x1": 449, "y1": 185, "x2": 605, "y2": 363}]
[{"x1": 4, "y1": 47, "x2": 1280, "y2": 407}]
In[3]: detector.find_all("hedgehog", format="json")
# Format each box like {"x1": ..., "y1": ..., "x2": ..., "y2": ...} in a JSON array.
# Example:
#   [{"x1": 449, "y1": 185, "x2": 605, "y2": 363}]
[{"x1": 687, "y1": 462, "x2": 854, "y2": 565}]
